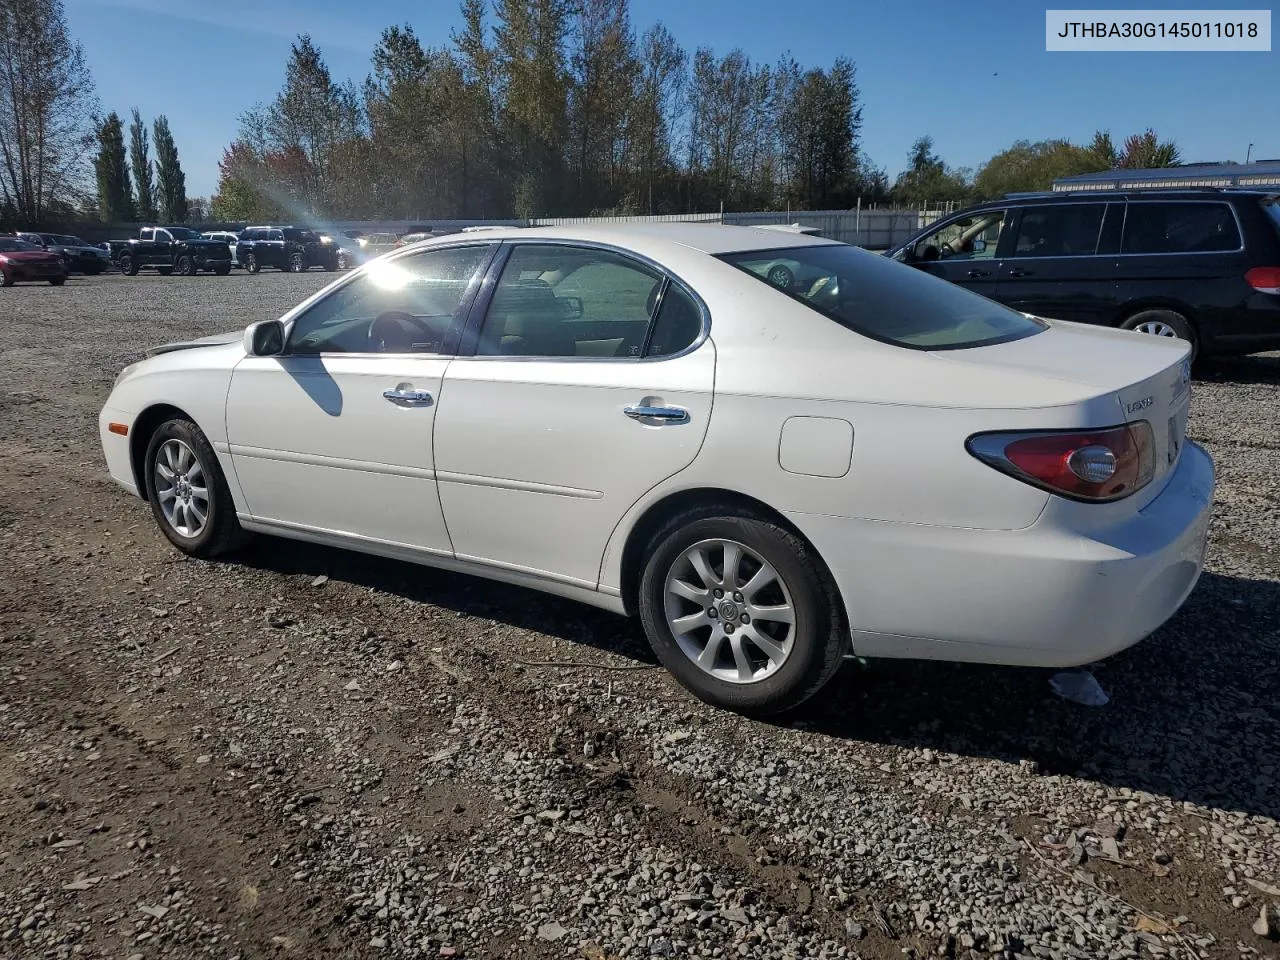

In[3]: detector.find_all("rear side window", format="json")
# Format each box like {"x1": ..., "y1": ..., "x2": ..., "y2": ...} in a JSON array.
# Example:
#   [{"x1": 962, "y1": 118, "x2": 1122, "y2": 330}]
[
  {"x1": 1122, "y1": 203, "x2": 1240, "y2": 254},
  {"x1": 721, "y1": 244, "x2": 1045, "y2": 350},
  {"x1": 1010, "y1": 204, "x2": 1106, "y2": 258},
  {"x1": 1261, "y1": 199, "x2": 1280, "y2": 237}
]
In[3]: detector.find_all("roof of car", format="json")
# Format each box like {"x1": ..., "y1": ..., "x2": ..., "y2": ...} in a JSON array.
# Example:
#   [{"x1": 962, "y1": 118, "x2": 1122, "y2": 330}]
[
  {"x1": 410, "y1": 222, "x2": 840, "y2": 256},
  {"x1": 968, "y1": 188, "x2": 1274, "y2": 209}
]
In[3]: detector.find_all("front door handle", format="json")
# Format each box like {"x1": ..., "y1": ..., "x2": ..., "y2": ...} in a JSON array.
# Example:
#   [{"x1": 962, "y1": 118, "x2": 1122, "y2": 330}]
[
  {"x1": 1007, "y1": 267, "x2": 1033, "y2": 277},
  {"x1": 383, "y1": 388, "x2": 434, "y2": 407},
  {"x1": 967, "y1": 268, "x2": 991, "y2": 279},
  {"x1": 624, "y1": 405, "x2": 689, "y2": 424}
]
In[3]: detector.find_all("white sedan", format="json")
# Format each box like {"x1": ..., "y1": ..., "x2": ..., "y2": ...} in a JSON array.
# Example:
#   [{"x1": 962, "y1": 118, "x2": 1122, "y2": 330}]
[{"x1": 99, "y1": 224, "x2": 1214, "y2": 713}]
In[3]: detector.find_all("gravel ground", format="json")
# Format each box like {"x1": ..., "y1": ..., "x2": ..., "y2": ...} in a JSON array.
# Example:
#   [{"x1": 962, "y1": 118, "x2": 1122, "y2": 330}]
[{"x1": 1, "y1": 271, "x2": 1278, "y2": 960}]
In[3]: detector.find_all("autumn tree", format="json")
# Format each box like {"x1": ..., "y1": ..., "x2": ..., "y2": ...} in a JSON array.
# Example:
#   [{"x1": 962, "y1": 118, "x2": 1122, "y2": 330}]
[{"x1": 1118, "y1": 128, "x2": 1180, "y2": 168}]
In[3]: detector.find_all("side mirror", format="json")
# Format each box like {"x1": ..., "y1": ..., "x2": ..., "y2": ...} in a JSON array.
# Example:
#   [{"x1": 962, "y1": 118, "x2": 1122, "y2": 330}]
[
  {"x1": 244, "y1": 319, "x2": 285, "y2": 356},
  {"x1": 971, "y1": 239, "x2": 987, "y2": 254}
]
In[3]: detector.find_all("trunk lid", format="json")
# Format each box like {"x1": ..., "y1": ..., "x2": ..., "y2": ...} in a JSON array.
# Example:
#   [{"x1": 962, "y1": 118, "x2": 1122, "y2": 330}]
[{"x1": 940, "y1": 319, "x2": 1192, "y2": 508}]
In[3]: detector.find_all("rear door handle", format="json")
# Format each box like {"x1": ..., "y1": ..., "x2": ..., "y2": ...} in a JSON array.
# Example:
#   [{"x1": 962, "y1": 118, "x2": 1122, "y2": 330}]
[
  {"x1": 967, "y1": 269, "x2": 991, "y2": 279},
  {"x1": 624, "y1": 405, "x2": 689, "y2": 424},
  {"x1": 1007, "y1": 268, "x2": 1033, "y2": 277},
  {"x1": 383, "y1": 388, "x2": 434, "y2": 407}
]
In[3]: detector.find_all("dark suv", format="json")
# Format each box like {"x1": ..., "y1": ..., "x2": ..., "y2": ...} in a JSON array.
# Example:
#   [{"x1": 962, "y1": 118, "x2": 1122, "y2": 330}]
[
  {"x1": 236, "y1": 225, "x2": 339, "y2": 273},
  {"x1": 887, "y1": 189, "x2": 1280, "y2": 358}
]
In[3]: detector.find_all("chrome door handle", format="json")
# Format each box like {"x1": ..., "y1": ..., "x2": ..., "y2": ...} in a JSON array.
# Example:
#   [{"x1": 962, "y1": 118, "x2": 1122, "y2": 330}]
[
  {"x1": 624, "y1": 405, "x2": 689, "y2": 424},
  {"x1": 967, "y1": 268, "x2": 991, "y2": 279},
  {"x1": 1007, "y1": 267, "x2": 1032, "y2": 277},
  {"x1": 383, "y1": 388, "x2": 434, "y2": 407}
]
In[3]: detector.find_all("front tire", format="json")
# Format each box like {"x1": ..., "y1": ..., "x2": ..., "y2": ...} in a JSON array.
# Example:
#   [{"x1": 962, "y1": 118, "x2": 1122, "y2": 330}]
[
  {"x1": 119, "y1": 254, "x2": 139, "y2": 276},
  {"x1": 49, "y1": 277, "x2": 66, "y2": 286},
  {"x1": 177, "y1": 255, "x2": 197, "y2": 277},
  {"x1": 144, "y1": 419, "x2": 250, "y2": 558},
  {"x1": 1122, "y1": 308, "x2": 1198, "y2": 360},
  {"x1": 288, "y1": 252, "x2": 305, "y2": 273},
  {"x1": 638, "y1": 507, "x2": 845, "y2": 715},
  {"x1": 214, "y1": 264, "x2": 231, "y2": 276},
  {"x1": 244, "y1": 252, "x2": 260, "y2": 274}
]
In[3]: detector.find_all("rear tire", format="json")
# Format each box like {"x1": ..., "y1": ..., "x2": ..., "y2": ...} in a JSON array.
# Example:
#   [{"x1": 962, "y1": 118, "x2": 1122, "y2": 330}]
[
  {"x1": 157, "y1": 267, "x2": 173, "y2": 276},
  {"x1": 144, "y1": 418, "x2": 250, "y2": 558},
  {"x1": 214, "y1": 265, "x2": 231, "y2": 276},
  {"x1": 49, "y1": 277, "x2": 66, "y2": 286},
  {"x1": 1122, "y1": 308, "x2": 1198, "y2": 361},
  {"x1": 638, "y1": 506, "x2": 845, "y2": 715}
]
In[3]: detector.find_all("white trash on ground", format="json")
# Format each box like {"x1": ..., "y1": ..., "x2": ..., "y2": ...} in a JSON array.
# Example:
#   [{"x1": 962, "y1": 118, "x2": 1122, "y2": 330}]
[{"x1": 1049, "y1": 669, "x2": 1110, "y2": 706}]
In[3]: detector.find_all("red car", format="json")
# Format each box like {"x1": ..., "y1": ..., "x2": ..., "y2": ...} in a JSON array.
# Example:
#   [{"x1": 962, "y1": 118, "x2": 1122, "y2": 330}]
[{"x1": 0, "y1": 236, "x2": 70, "y2": 286}]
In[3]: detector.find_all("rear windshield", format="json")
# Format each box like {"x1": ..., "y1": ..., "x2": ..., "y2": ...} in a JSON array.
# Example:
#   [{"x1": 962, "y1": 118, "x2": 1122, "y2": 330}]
[{"x1": 719, "y1": 244, "x2": 1045, "y2": 350}]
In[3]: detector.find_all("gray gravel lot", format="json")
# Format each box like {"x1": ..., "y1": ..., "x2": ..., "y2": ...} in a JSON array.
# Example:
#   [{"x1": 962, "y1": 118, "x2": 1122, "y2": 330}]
[{"x1": 1, "y1": 272, "x2": 1278, "y2": 960}]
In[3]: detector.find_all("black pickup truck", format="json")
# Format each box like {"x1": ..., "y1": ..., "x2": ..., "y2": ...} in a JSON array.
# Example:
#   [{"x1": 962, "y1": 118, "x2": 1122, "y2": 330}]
[
  {"x1": 236, "y1": 225, "x2": 340, "y2": 273},
  {"x1": 118, "y1": 226, "x2": 233, "y2": 276}
]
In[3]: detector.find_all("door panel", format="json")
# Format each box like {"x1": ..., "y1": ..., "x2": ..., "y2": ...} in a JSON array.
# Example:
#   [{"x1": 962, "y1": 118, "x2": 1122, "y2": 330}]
[
  {"x1": 434, "y1": 351, "x2": 714, "y2": 584},
  {"x1": 996, "y1": 204, "x2": 1117, "y2": 324},
  {"x1": 224, "y1": 244, "x2": 496, "y2": 553},
  {"x1": 909, "y1": 208, "x2": 1010, "y2": 299},
  {"x1": 226, "y1": 355, "x2": 453, "y2": 552},
  {"x1": 434, "y1": 242, "x2": 714, "y2": 585}
]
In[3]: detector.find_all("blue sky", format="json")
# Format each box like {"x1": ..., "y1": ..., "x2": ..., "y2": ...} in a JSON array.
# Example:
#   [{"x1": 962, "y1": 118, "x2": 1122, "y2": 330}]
[{"x1": 65, "y1": 0, "x2": 1278, "y2": 200}]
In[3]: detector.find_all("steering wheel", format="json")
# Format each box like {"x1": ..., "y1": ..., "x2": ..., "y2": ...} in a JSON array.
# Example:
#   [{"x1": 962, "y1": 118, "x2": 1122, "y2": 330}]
[{"x1": 368, "y1": 311, "x2": 432, "y2": 353}]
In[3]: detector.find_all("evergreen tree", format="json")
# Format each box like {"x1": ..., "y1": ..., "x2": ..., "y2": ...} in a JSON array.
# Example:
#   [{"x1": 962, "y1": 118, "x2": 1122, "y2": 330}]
[
  {"x1": 128, "y1": 108, "x2": 157, "y2": 221},
  {"x1": 153, "y1": 115, "x2": 187, "y2": 222},
  {"x1": 94, "y1": 111, "x2": 134, "y2": 222}
]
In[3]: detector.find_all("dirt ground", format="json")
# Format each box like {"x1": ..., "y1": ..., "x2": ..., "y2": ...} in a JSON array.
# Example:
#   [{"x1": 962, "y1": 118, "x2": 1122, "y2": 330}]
[{"x1": 1, "y1": 272, "x2": 1278, "y2": 960}]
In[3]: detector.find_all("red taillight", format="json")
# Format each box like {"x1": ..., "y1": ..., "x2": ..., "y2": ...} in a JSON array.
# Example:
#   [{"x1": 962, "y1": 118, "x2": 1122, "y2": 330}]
[
  {"x1": 968, "y1": 422, "x2": 1156, "y2": 502},
  {"x1": 1245, "y1": 266, "x2": 1280, "y2": 294}
]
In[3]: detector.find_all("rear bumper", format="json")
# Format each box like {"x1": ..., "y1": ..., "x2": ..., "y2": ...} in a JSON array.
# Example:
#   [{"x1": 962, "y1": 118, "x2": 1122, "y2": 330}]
[{"x1": 791, "y1": 441, "x2": 1215, "y2": 667}]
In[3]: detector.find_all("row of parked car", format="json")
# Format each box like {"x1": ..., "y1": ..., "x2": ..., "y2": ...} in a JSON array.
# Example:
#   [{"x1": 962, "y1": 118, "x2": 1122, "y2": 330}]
[{"x1": 1, "y1": 225, "x2": 449, "y2": 286}]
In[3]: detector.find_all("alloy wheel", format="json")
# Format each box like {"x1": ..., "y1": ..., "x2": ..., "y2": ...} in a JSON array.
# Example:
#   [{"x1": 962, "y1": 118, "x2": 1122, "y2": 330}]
[
  {"x1": 1133, "y1": 319, "x2": 1180, "y2": 339},
  {"x1": 663, "y1": 538, "x2": 795, "y2": 684},
  {"x1": 152, "y1": 439, "x2": 209, "y2": 539}
]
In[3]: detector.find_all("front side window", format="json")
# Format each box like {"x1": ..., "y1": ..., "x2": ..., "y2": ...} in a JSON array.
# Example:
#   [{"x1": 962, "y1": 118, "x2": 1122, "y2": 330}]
[
  {"x1": 286, "y1": 245, "x2": 492, "y2": 355},
  {"x1": 722, "y1": 243, "x2": 1045, "y2": 351},
  {"x1": 1122, "y1": 202, "x2": 1241, "y2": 254},
  {"x1": 1010, "y1": 204, "x2": 1106, "y2": 258},
  {"x1": 912, "y1": 210, "x2": 1006, "y2": 262},
  {"x1": 475, "y1": 244, "x2": 672, "y2": 358}
]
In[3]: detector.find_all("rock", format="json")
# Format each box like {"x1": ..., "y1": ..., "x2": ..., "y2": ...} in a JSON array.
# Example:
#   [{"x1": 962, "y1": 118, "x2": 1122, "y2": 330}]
[
  {"x1": 385, "y1": 660, "x2": 403, "y2": 672},
  {"x1": 344, "y1": 680, "x2": 363, "y2": 692},
  {"x1": 310, "y1": 575, "x2": 328, "y2": 587},
  {"x1": 845, "y1": 920, "x2": 866, "y2": 940},
  {"x1": 369, "y1": 935, "x2": 387, "y2": 948},
  {"x1": 1246, "y1": 878, "x2": 1280, "y2": 897},
  {"x1": 138, "y1": 905, "x2": 170, "y2": 920},
  {"x1": 721, "y1": 906, "x2": 749, "y2": 924},
  {"x1": 1152, "y1": 850, "x2": 1173, "y2": 865},
  {"x1": 536, "y1": 921, "x2": 567, "y2": 941},
  {"x1": 1101, "y1": 838, "x2": 1121, "y2": 859},
  {"x1": 195, "y1": 754, "x2": 212, "y2": 764},
  {"x1": 1254, "y1": 905, "x2": 1275, "y2": 940},
  {"x1": 438, "y1": 948, "x2": 458, "y2": 958}
]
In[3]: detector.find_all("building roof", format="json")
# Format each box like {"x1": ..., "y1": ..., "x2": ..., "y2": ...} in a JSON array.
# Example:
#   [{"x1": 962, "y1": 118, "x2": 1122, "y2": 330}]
[{"x1": 1053, "y1": 161, "x2": 1280, "y2": 191}]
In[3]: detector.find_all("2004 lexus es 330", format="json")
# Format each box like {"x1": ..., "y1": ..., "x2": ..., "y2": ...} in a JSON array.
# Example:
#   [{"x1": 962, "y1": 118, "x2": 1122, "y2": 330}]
[{"x1": 99, "y1": 224, "x2": 1214, "y2": 713}]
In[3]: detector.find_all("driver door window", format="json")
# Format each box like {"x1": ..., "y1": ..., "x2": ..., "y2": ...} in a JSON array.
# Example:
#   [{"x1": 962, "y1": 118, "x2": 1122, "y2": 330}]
[
  {"x1": 287, "y1": 245, "x2": 493, "y2": 355},
  {"x1": 916, "y1": 211, "x2": 1006, "y2": 262}
]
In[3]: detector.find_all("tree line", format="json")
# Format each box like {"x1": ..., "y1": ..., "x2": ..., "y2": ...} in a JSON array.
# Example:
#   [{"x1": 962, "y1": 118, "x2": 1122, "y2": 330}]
[
  {"x1": 94, "y1": 109, "x2": 191, "y2": 223},
  {"x1": 0, "y1": 0, "x2": 193, "y2": 229},
  {"x1": 2, "y1": 0, "x2": 1193, "y2": 232},
  {"x1": 212, "y1": 0, "x2": 874, "y2": 222}
]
